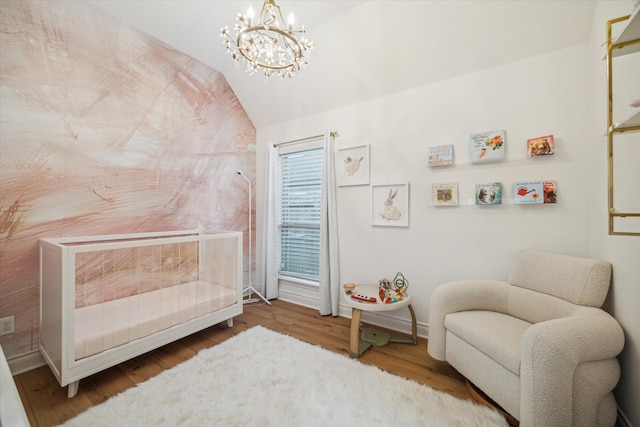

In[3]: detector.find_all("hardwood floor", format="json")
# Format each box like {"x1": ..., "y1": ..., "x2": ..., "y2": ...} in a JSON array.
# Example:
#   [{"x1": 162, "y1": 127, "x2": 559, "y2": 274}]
[{"x1": 15, "y1": 299, "x2": 471, "y2": 427}]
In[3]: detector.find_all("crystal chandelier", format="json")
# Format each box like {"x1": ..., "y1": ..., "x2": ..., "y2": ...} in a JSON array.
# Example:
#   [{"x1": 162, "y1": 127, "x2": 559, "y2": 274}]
[{"x1": 220, "y1": 0, "x2": 313, "y2": 79}]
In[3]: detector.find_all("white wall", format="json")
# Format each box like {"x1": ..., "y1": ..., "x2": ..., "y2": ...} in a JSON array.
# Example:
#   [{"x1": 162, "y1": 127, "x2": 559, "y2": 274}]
[
  {"x1": 258, "y1": 42, "x2": 592, "y2": 317},
  {"x1": 256, "y1": 1, "x2": 639, "y2": 424},
  {"x1": 588, "y1": 2, "x2": 640, "y2": 426}
]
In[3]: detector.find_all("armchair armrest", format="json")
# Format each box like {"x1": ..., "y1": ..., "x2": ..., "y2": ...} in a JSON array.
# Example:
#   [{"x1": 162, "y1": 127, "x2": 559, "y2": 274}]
[
  {"x1": 520, "y1": 308, "x2": 624, "y2": 426},
  {"x1": 428, "y1": 280, "x2": 510, "y2": 360}
]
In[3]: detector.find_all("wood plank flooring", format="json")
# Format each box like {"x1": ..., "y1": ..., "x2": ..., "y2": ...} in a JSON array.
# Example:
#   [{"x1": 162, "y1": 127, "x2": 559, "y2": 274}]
[{"x1": 15, "y1": 299, "x2": 471, "y2": 427}]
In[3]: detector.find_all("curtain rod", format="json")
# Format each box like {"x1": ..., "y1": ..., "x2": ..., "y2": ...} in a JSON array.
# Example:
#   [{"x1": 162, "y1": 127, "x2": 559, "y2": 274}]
[{"x1": 272, "y1": 131, "x2": 339, "y2": 147}]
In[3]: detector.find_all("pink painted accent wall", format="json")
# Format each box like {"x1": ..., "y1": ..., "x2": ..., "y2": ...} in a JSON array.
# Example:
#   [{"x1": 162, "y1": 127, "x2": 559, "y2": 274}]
[{"x1": 0, "y1": 0, "x2": 255, "y2": 357}]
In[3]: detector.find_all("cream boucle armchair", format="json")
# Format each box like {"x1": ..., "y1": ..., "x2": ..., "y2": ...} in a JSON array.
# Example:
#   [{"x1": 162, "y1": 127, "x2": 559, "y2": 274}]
[{"x1": 428, "y1": 250, "x2": 624, "y2": 427}]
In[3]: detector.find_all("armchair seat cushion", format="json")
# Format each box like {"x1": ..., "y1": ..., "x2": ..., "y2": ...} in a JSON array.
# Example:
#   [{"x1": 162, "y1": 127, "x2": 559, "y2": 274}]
[{"x1": 445, "y1": 310, "x2": 530, "y2": 376}]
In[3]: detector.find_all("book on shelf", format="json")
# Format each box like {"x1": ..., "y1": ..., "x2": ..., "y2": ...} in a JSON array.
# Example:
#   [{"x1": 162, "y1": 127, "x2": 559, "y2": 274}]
[
  {"x1": 470, "y1": 130, "x2": 506, "y2": 163},
  {"x1": 514, "y1": 181, "x2": 557, "y2": 204},
  {"x1": 543, "y1": 181, "x2": 557, "y2": 204},
  {"x1": 514, "y1": 181, "x2": 544, "y2": 204},
  {"x1": 432, "y1": 182, "x2": 458, "y2": 206},
  {"x1": 475, "y1": 182, "x2": 502, "y2": 205},
  {"x1": 427, "y1": 144, "x2": 454, "y2": 167},
  {"x1": 527, "y1": 135, "x2": 554, "y2": 157}
]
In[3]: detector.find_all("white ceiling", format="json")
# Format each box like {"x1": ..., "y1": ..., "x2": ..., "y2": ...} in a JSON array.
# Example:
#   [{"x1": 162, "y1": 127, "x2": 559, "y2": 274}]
[{"x1": 88, "y1": 1, "x2": 597, "y2": 129}]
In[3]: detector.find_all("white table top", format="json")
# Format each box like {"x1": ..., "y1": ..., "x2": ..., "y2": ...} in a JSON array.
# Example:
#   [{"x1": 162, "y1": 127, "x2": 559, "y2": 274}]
[{"x1": 342, "y1": 284, "x2": 411, "y2": 312}]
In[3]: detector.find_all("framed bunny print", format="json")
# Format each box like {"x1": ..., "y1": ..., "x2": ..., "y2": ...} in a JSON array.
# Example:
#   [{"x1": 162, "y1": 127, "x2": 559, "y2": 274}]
[
  {"x1": 371, "y1": 183, "x2": 409, "y2": 227},
  {"x1": 337, "y1": 145, "x2": 370, "y2": 186}
]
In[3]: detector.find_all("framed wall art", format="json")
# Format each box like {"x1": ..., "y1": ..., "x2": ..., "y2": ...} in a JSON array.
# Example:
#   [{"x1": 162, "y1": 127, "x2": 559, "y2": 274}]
[
  {"x1": 337, "y1": 145, "x2": 370, "y2": 186},
  {"x1": 371, "y1": 183, "x2": 409, "y2": 227}
]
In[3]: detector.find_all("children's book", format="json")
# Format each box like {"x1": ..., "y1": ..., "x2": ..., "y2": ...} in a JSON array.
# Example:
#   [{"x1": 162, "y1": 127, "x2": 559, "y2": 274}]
[
  {"x1": 475, "y1": 182, "x2": 502, "y2": 205},
  {"x1": 514, "y1": 182, "x2": 544, "y2": 204},
  {"x1": 470, "y1": 130, "x2": 505, "y2": 163},
  {"x1": 427, "y1": 144, "x2": 454, "y2": 167},
  {"x1": 432, "y1": 182, "x2": 458, "y2": 206},
  {"x1": 514, "y1": 180, "x2": 557, "y2": 204},
  {"x1": 543, "y1": 181, "x2": 557, "y2": 203},
  {"x1": 527, "y1": 135, "x2": 554, "y2": 156}
]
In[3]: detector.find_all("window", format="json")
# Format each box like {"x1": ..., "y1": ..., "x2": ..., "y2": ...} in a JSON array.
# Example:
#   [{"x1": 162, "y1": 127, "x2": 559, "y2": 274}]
[{"x1": 278, "y1": 146, "x2": 323, "y2": 283}]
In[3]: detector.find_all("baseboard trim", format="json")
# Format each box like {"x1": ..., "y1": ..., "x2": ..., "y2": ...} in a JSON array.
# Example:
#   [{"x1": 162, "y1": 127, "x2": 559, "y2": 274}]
[
  {"x1": 617, "y1": 406, "x2": 632, "y2": 427},
  {"x1": 8, "y1": 349, "x2": 46, "y2": 376},
  {"x1": 277, "y1": 284, "x2": 321, "y2": 310}
]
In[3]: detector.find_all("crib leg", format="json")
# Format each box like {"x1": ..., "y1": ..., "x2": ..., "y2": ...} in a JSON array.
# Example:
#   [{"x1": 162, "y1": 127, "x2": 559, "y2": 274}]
[
  {"x1": 227, "y1": 318, "x2": 233, "y2": 327},
  {"x1": 68, "y1": 380, "x2": 79, "y2": 398}
]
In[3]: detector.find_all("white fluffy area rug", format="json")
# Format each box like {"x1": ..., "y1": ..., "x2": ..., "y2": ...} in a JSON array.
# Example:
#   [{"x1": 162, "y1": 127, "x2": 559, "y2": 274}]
[{"x1": 61, "y1": 326, "x2": 507, "y2": 427}]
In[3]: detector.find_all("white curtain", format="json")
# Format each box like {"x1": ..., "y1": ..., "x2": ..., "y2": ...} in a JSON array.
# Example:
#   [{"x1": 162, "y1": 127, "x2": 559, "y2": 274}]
[
  {"x1": 319, "y1": 132, "x2": 340, "y2": 316},
  {"x1": 259, "y1": 144, "x2": 279, "y2": 300}
]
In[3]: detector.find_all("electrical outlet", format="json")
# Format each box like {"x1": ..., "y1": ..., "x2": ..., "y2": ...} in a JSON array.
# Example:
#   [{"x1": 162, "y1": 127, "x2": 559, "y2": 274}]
[{"x1": 0, "y1": 316, "x2": 15, "y2": 336}]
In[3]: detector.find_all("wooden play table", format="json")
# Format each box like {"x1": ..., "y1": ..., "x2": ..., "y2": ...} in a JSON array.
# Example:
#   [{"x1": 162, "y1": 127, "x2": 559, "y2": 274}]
[{"x1": 343, "y1": 285, "x2": 417, "y2": 358}]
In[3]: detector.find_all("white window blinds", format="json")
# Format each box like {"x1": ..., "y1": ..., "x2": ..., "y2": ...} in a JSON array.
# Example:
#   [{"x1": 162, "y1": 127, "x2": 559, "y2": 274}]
[{"x1": 278, "y1": 147, "x2": 323, "y2": 281}]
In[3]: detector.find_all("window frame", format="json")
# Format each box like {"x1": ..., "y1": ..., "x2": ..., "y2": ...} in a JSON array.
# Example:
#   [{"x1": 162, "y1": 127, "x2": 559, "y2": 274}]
[{"x1": 276, "y1": 139, "x2": 324, "y2": 286}]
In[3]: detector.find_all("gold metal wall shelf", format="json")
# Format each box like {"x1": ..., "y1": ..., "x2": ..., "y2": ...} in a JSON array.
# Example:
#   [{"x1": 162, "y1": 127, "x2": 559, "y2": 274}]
[{"x1": 606, "y1": 9, "x2": 640, "y2": 236}]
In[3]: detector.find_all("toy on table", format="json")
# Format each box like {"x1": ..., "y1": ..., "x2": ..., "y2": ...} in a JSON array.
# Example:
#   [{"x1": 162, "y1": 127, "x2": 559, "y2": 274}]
[
  {"x1": 378, "y1": 272, "x2": 409, "y2": 304},
  {"x1": 344, "y1": 283, "x2": 377, "y2": 303},
  {"x1": 351, "y1": 293, "x2": 377, "y2": 303},
  {"x1": 343, "y1": 283, "x2": 356, "y2": 295}
]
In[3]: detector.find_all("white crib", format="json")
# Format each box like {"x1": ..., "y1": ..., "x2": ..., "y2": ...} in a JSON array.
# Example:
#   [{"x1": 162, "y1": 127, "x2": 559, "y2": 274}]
[{"x1": 39, "y1": 229, "x2": 243, "y2": 398}]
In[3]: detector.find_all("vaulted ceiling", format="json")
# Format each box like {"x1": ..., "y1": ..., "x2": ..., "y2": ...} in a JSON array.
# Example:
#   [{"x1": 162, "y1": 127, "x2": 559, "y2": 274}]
[{"x1": 88, "y1": 1, "x2": 597, "y2": 129}]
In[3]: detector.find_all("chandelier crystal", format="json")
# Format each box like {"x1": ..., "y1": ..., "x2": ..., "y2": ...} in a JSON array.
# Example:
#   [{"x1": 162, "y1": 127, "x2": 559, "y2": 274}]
[{"x1": 220, "y1": 0, "x2": 313, "y2": 79}]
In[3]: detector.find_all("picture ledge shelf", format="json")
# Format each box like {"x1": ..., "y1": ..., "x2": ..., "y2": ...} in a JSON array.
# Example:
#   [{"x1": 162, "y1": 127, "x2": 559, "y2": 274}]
[
  {"x1": 429, "y1": 154, "x2": 550, "y2": 169},
  {"x1": 428, "y1": 197, "x2": 558, "y2": 207}
]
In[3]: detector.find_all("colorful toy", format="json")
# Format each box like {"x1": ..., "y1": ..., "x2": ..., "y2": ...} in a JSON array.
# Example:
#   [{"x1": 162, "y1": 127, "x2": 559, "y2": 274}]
[
  {"x1": 343, "y1": 283, "x2": 356, "y2": 295},
  {"x1": 351, "y1": 293, "x2": 376, "y2": 303},
  {"x1": 378, "y1": 272, "x2": 409, "y2": 303}
]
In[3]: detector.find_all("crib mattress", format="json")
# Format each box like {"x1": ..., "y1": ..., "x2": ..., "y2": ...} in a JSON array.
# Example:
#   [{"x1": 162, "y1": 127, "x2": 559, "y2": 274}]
[{"x1": 74, "y1": 280, "x2": 236, "y2": 360}]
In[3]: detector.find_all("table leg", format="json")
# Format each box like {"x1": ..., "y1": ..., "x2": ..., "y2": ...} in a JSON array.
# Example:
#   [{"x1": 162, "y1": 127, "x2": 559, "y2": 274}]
[
  {"x1": 408, "y1": 304, "x2": 417, "y2": 344},
  {"x1": 350, "y1": 308, "x2": 363, "y2": 358}
]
